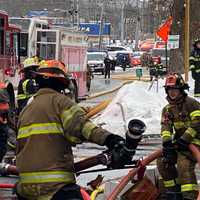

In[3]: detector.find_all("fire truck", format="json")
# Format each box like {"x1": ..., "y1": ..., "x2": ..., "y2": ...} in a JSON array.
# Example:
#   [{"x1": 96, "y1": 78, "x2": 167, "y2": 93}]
[
  {"x1": 35, "y1": 27, "x2": 88, "y2": 101},
  {"x1": 0, "y1": 11, "x2": 21, "y2": 85},
  {"x1": 0, "y1": 11, "x2": 21, "y2": 122},
  {"x1": 9, "y1": 17, "x2": 48, "y2": 60}
]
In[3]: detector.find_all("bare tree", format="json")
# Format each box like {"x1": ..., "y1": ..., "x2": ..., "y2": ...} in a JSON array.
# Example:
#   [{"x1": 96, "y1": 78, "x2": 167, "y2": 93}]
[{"x1": 170, "y1": 0, "x2": 200, "y2": 73}]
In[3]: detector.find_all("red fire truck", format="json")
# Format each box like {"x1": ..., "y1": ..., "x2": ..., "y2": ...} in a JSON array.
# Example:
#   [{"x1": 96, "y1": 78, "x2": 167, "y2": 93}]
[
  {"x1": 0, "y1": 11, "x2": 21, "y2": 85},
  {"x1": 35, "y1": 27, "x2": 88, "y2": 101}
]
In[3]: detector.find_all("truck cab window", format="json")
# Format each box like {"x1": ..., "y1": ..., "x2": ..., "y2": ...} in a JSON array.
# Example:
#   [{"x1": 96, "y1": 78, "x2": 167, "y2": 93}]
[
  {"x1": 0, "y1": 30, "x2": 3, "y2": 55},
  {"x1": 0, "y1": 18, "x2": 4, "y2": 55},
  {"x1": 13, "y1": 33, "x2": 18, "y2": 57},
  {"x1": 20, "y1": 33, "x2": 28, "y2": 56}
]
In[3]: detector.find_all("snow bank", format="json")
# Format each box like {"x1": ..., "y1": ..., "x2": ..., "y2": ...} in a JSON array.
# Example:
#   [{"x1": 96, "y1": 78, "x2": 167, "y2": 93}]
[
  {"x1": 93, "y1": 80, "x2": 167, "y2": 136},
  {"x1": 93, "y1": 72, "x2": 198, "y2": 137}
]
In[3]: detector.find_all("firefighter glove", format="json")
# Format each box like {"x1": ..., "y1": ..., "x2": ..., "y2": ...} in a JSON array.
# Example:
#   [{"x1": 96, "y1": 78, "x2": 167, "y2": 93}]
[
  {"x1": 103, "y1": 134, "x2": 125, "y2": 151},
  {"x1": 176, "y1": 137, "x2": 189, "y2": 151},
  {"x1": 162, "y1": 140, "x2": 177, "y2": 164},
  {"x1": 104, "y1": 134, "x2": 131, "y2": 168}
]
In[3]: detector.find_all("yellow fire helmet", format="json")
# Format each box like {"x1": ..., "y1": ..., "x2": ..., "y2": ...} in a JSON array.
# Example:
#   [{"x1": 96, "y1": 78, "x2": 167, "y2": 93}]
[{"x1": 21, "y1": 57, "x2": 40, "y2": 72}]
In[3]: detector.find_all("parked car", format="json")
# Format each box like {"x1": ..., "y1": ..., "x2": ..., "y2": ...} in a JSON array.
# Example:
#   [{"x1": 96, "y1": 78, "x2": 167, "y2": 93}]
[
  {"x1": 87, "y1": 52, "x2": 106, "y2": 74},
  {"x1": 130, "y1": 51, "x2": 145, "y2": 67},
  {"x1": 106, "y1": 45, "x2": 132, "y2": 61},
  {"x1": 116, "y1": 52, "x2": 131, "y2": 68}
]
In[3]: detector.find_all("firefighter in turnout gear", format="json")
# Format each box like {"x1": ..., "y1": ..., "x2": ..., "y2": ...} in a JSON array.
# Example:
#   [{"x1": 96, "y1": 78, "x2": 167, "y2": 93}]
[
  {"x1": 0, "y1": 82, "x2": 10, "y2": 162},
  {"x1": 190, "y1": 38, "x2": 200, "y2": 97},
  {"x1": 16, "y1": 60, "x2": 126, "y2": 200},
  {"x1": 17, "y1": 58, "x2": 39, "y2": 114},
  {"x1": 157, "y1": 73, "x2": 200, "y2": 200}
]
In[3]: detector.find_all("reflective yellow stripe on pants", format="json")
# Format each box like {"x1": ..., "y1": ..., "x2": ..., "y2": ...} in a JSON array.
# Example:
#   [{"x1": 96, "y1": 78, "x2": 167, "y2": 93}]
[
  {"x1": 161, "y1": 131, "x2": 172, "y2": 141},
  {"x1": 19, "y1": 171, "x2": 75, "y2": 184},
  {"x1": 181, "y1": 184, "x2": 199, "y2": 192},
  {"x1": 190, "y1": 110, "x2": 200, "y2": 120},
  {"x1": 192, "y1": 138, "x2": 200, "y2": 146},
  {"x1": 163, "y1": 179, "x2": 176, "y2": 188},
  {"x1": 17, "y1": 123, "x2": 64, "y2": 139}
]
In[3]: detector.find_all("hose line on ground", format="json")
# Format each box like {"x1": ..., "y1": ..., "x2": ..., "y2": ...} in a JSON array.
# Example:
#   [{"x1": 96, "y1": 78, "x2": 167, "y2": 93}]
[
  {"x1": 90, "y1": 187, "x2": 104, "y2": 200},
  {"x1": 107, "y1": 144, "x2": 200, "y2": 200}
]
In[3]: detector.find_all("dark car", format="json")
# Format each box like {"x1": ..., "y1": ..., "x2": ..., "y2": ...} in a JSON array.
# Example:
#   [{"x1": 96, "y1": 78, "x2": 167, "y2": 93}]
[{"x1": 116, "y1": 52, "x2": 131, "y2": 68}]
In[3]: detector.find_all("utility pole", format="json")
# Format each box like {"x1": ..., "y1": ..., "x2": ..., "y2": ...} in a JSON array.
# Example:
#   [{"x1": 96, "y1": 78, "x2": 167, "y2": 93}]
[
  {"x1": 184, "y1": 0, "x2": 190, "y2": 82},
  {"x1": 135, "y1": 0, "x2": 140, "y2": 50},
  {"x1": 121, "y1": 2, "x2": 125, "y2": 44},
  {"x1": 99, "y1": 0, "x2": 105, "y2": 51},
  {"x1": 94, "y1": 0, "x2": 97, "y2": 22},
  {"x1": 76, "y1": 0, "x2": 79, "y2": 26}
]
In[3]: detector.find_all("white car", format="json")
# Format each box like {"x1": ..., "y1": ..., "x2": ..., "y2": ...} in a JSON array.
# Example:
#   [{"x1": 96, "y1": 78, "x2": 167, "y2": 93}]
[
  {"x1": 106, "y1": 45, "x2": 133, "y2": 61},
  {"x1": 87, "y1": 52, "x2": 106, "y2": 74}
]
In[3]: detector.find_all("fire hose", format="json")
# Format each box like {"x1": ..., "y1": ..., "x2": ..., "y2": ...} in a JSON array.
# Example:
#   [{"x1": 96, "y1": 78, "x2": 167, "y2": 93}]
[
  {"x1": 0, "y1": 118, "x2": 199, "y2": 200},
  {"x1": 107, "y1": 144, "x2": 200, "y2": 200},
  {"x1": 87, "y1": 80, "x2": 132, "y2": 100}
]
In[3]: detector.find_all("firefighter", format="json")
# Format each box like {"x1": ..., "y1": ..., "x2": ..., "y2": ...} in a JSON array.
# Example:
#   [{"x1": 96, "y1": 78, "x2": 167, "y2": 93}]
[
  {"x1": 16, "y1": 60, "x2": 127, "y2": 200},
  {"x1": 157, "y1": 73, "x2": 200, "y2": 200},
  {"x1": 190, "y1": 38, "x2": 200, "y2": 98},
  {"x1": 17, "y1": 57, "x2": 39, "y2": 113},
  {"x1": 0, "y1": 82, "x2": 10, "y2": 162}
]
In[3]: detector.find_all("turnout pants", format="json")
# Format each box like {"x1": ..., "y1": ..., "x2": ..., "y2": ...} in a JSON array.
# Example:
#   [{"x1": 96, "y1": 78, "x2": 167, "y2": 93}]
[
  {"x1": 157, "y1": 152, "x2": 198, "y2": 200},
  {"x1": 17, "y1": 184, "x2": 84, "y2": 200},
  {"x1": 0, "y1": 124, "x2": 8, "y2": 162},
  {"x1": 194, "y1": 80, "x2": 200, "y2": 97}
]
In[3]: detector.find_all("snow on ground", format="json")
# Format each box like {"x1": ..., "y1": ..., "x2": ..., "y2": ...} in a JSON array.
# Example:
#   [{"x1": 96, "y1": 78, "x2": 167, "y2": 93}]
[
  {"x1": 92, "y1": 72, "x2": 198, "y2": 137},
  {"x1": 93, "y1": 79, "x2": 167, "y2": 136}
]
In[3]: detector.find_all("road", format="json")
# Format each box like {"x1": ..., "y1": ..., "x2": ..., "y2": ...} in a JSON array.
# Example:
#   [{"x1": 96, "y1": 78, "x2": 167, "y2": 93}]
[{"x1": 79, "y1": 66, "x2": 150, "y2": 107}]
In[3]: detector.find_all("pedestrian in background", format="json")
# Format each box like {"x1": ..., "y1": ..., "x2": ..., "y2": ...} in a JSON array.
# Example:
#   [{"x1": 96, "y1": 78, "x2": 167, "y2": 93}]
[{"x1": 104, "y1": 53, "x2": 111, "y2": 81}]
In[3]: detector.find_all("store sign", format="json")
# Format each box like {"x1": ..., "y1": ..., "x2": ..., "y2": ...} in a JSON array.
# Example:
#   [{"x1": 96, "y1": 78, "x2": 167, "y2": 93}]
[
  {"x1": 168, "y1": 35, "x2": 180, "y2": 49},
  {"x1": 79, "y1": 23, "x2": 111, "y2": 36}
]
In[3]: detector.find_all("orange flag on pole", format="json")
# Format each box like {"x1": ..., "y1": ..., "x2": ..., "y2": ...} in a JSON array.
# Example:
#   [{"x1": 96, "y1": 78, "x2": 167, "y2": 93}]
[{"x1": 156, "y1": 16, "x2": 173, "y2": 43}]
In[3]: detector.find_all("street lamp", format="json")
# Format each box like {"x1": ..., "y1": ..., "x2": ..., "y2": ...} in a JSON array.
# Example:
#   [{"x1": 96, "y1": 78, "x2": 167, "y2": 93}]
[{"x1": 68, "y1": 8, "x2": 78, "y2": 25}]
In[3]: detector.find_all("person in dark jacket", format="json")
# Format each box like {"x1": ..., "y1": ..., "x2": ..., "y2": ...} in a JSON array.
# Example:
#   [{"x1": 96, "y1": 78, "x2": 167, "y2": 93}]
[
  {"x1": 104, "y1": 54, "x2": 111, "y2": 79},
  {"x1": 189, "y1": 38, "x2": 200, "y2": 98}
]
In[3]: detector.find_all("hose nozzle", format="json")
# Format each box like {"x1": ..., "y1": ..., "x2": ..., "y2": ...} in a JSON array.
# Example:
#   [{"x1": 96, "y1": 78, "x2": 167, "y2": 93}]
[{"x1": 125, "y1": 119, "x2": 146, "y2": 150}]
